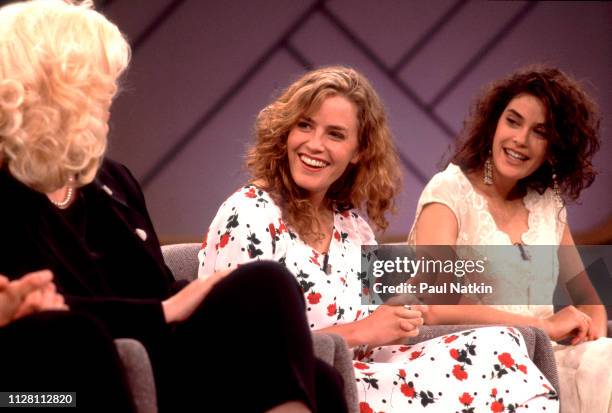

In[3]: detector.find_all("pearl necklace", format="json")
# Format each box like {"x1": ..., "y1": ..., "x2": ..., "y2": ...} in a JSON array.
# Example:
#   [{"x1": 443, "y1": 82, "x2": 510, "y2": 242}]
[{"x1": 49, "y1": 178, "x2": 75, "y2": 209}]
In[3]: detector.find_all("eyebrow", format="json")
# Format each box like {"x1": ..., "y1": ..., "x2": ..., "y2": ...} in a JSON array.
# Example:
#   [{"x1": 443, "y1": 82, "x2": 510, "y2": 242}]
[
  {"x1": 327, "y1": 125, "x2": 348, "y2": 133},
  {"x1": 506, "y1": 109, "x2": 524, "y2": 119},
  {"x1": 302, "y1": 116, "x2": 349, "y2": 132},
  {"x1": 506, "y1": 109, "x2": 546, "y2": 128}
]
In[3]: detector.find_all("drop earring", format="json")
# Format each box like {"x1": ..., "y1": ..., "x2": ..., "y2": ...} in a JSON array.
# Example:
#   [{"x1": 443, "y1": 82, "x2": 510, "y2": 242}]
[
  {"x1": 484, "y1": 152, "x2": 493, "y2": 185},
  {"x1": 552, "y1": 167, "x2": 561, "y2": 200}
]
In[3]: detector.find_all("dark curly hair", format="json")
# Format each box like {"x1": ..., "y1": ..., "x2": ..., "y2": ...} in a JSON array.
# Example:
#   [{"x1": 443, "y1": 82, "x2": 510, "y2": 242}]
[{"x1": 451, "y1": 65, "x2": 601, "y2": 202}]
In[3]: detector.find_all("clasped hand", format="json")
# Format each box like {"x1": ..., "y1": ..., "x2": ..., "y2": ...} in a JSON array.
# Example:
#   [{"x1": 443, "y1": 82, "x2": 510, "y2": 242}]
[
  {"x1": 0, "y1": 270, "x2": 68, "y2": 328},
  {"x1": 355, "y1": 304, "x2": 427, "y2": 348},
  {"x1": 541, "y1": 305, "x2": 596, "y2": 345}
]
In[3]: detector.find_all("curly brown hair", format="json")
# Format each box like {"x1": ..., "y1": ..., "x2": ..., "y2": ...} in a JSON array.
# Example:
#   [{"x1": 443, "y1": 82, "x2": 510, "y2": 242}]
[
  {"x1": 246, "y1": 66, "x2": 401, "y2": 240},
  {"x1": 451, "y1": 65, "x2": 600, "y2": 202}
]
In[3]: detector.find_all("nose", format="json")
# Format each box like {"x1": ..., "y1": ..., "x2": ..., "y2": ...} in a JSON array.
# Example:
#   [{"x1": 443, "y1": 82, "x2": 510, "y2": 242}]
[
  {"x1": 512, "y1": 127, "x2": 529, "y2": 146},
  {"x1": 304, "y1": 128, "x2": 325, "y2": 152}
]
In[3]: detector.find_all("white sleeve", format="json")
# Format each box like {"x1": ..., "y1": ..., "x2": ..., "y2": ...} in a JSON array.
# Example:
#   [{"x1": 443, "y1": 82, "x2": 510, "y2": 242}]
[
  {"x1": 408, "y1": 170, "x2": 462, "y2": 244},
  {"x1": 354, "y1": 212, "x2": 377, "y2": 246},
  {"x1": 197, "y1": 187, "x2": 286, "y2": 278}
]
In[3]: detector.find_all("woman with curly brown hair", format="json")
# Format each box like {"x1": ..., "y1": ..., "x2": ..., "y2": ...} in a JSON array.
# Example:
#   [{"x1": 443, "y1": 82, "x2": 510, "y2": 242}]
[
  {"x1": 199, "y1": 66, "x2": 559, "y2": 412},
  {"x1": 410, "y1": 66, "x2": 609, "y2": 413}
]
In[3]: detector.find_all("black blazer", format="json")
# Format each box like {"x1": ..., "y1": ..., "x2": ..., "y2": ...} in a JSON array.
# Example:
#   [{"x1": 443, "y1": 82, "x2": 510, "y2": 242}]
[{"x1": 0, "y1": 159, "x2": 177, "y2": 340}]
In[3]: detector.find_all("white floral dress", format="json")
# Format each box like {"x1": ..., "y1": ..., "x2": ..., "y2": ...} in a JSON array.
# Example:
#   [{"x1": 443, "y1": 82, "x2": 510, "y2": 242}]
[
  {"x1": 199, "y1": 185, "x2": 559, "y2": 412},
  {"x1": 409, "y1": 163, "x2": 611, "y2": 413}
]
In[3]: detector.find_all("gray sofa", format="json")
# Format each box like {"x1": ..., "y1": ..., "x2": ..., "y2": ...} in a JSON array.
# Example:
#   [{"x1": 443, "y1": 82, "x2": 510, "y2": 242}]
[{"x1": 115, "y1": 243, "x2": 560, "y2": 413}]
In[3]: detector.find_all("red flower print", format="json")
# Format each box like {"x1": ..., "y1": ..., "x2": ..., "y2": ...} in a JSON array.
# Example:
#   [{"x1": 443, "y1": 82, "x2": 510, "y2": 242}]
[
  {"x1": 200, "y1": 232, "x2": 208, "y2": 249},
  {"x1": 491, "y1": 388, "x2": 498, "y2": 397},
  {"x1": 354, "y1": 310, "x2": 362, "y2": 321},
  {"x1": 309, "y1": 250, "x2": 320, "y2": 266},
  {"x1": 398, "y1": 369, "x2": 406, "y2": 378},
  {"x1": 444, "y1": 334, "x2": 458, "y2": 343},
  {"x1": 449, "y1": 348, "x2": 459, "y2": 360},
  {"x1": 219, "y1": 232, "x2": 230, "y2": 248},
  {"x1": 245, "y1": 187, "x2": 257, "y2": 198},
  {"x1": 307, "y1": 292, "x2": 321, "y2": 304},
  {"x1": 354, "y1": 362, "x2": 369, "y2": 370},
  {"x1": 327, "y1": 303, "x2": 337, "y2": 316},
  {"x1": 340, "y1": 210, "x2": 350, "y2": 218},
  {"x1": 277, "y1": 219, "x2": 287, "y2": 234},
  {"x1": 491, "y1": 401, "x2": 505, "y2": 412},
  {"x1": 517, "y1": 364, "x2": 527, "y2": 374},
  {"x1": 400, "y1": 383, "x2": 416, "y2": 398},
  {"x1": 410, "y1": 351, "x2": 422, "y2": 360},
  {"x1": 452, "y1": 364, "x2": 468, "y2": 381},
  {"x1": 268, "y1": 223, "x2": 276, "y2": 238},
  {"x1": 359, "y1": 402, "x2": 374, "y2": 413},
  {"x1": 459, "y1": 392, "x2": 474, "y2": 406},
  {"x1": 398, "y1": 346, "x2": 410, "y2": 352},
  {"x1": 334, "y1": 230, "x2": 341, "y2": 241},
  {"x1": 498, "y1": 352, "x2": 515, "y2": 368}
]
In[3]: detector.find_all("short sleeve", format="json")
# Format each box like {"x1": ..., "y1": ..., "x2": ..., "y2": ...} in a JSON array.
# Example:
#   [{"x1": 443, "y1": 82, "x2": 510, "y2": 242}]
[
  {"x1": 197, "y1": 186, "x2": 287, "y2": 278},
  {"x1": 555, "y1": 203, "x2": 568, "y2": 246},
  {"x1": 408, "y1": 167, "x2": 463, "y2": 244},
  {"x1": 354, "y1": 212, "x2": 377, "y2": 245}
]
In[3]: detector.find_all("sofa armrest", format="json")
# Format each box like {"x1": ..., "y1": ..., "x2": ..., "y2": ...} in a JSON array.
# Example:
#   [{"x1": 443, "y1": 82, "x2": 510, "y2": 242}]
[
  {"x1": 404, "y1": 325, "x2": 560, "y2": 392},
  {"x1": 313, "y1": 332, "x2": 359, "y2": 413},
  {"x1": 115, "y1": 338, "x2": 158, "y2": 413}
]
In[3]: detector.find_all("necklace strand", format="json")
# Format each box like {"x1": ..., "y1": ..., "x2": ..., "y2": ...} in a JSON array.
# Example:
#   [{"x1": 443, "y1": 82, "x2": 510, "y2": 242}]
[{"x1": 49, "y1": 178, "x2": 75, "y2": 208}]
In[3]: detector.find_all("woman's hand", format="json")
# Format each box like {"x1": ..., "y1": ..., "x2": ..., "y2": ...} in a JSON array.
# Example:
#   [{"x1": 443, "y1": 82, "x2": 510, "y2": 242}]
[
  {"x1": 162, "y1": 270, "x2": 230, "y2": 324},
  {"x1": 353, "y1": 304, "x2": 427, "y2": 347},
  {"x1": 0, "y1": 270, "x2": 67, "y2": 327},
  {"x1": 540, "y1": 305, "x2": 591, "y2": 345},
  {"x1": 577, "y1": 305, "x2": 608, "y2": 341}
]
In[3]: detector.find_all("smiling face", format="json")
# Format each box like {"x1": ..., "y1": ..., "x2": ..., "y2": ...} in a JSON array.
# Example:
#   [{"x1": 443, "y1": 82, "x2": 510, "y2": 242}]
[
  {"x1": 491, "y1": 93, "x2": 549, "y2": 185},
  {"x1": 286, "y1": 94, "x2": 360, "y2": 204}
]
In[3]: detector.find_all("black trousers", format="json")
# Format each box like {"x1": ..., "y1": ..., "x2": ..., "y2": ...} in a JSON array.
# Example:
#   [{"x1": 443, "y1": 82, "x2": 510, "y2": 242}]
[
  {"x1": 154, "y1": 261, "x2": 348, "y2": 413},
  {"x1": 0, "y1": 311, "x2": 135, "y2": 413}
]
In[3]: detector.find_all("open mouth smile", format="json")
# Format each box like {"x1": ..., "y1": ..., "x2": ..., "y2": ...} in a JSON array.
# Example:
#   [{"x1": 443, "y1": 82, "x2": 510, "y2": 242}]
[
  {"x1": 299, "y1": 154, "x2": 329, "y2": 169},
  {"x1": 504, "y1": 148, "x2": 529, "y2": 161}
]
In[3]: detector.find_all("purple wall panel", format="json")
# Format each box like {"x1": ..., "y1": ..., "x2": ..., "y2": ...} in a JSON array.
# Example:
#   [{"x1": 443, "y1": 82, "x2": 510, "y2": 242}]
[
  {"x1": 103, "y1": 0, "x2": 174, "y2": 43},
  {"x1": 106, "y1": 0, "x2": 313, "y2": 177},
  {"x1": 399, "y1": 1, "x2": 523, "y2": 103},
  {"x1": 143, "y1": 52, "x2": 304, "y2": 241},
  {"x1": 326, "y1": 0, "x2": 455, "y2": 67},
  {"x1": 99, "y1": 0, "x2": 611, "y2": 241}
]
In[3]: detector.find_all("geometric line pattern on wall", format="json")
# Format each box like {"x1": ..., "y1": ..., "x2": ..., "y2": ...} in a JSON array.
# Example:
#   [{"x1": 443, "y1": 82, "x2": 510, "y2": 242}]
[
  {"x1": 139, "y1": 0, "x2": 325, "y2": 187},
  {"x1": 391, "y1": 0, "x2": 468, "y2": 74},
  {"x1": 429, "y1": 1, "x2": 537, "y2": 108},
  {"x1": 121, "y1": 0, "x2": 537, "y2": 190}
]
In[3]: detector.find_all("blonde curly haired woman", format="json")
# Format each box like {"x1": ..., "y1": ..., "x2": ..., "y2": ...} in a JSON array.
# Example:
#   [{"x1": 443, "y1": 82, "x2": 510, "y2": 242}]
[{"x1": 0, "y1": 2, "x2": 348, "y2": 412}]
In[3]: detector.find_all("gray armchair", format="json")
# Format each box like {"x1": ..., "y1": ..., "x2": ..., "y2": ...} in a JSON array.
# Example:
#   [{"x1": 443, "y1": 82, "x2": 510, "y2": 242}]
[{"x1": 116, "y1": 243, "x2": 560, "y2": 413}]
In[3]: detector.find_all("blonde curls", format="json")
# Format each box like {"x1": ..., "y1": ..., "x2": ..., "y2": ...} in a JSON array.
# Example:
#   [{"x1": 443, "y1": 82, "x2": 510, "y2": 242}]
[
  {"x1": 0, "y1": 0, "x2": 130, "y2": 192},
  {"x1": 246, "y1": 66, "x2": 402, "y2": 239}
]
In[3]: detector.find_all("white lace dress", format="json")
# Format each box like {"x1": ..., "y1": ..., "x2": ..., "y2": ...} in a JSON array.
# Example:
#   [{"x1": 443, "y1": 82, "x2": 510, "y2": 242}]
[
  {"x1": 409, "y1": 163, "x2": 612, "y2": 413},
  {"x1": 199, "y1": 185, "x2": 559, "y2": 413}
]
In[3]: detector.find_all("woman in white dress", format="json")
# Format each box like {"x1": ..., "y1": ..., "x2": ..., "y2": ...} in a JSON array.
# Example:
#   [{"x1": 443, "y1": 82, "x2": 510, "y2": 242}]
[
  {"x1": 200, "y1": 66, "x2": 559, "y2": 412},
  {"x1": 409, "y1": 66, "x2": 609, "y2": 413}
]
